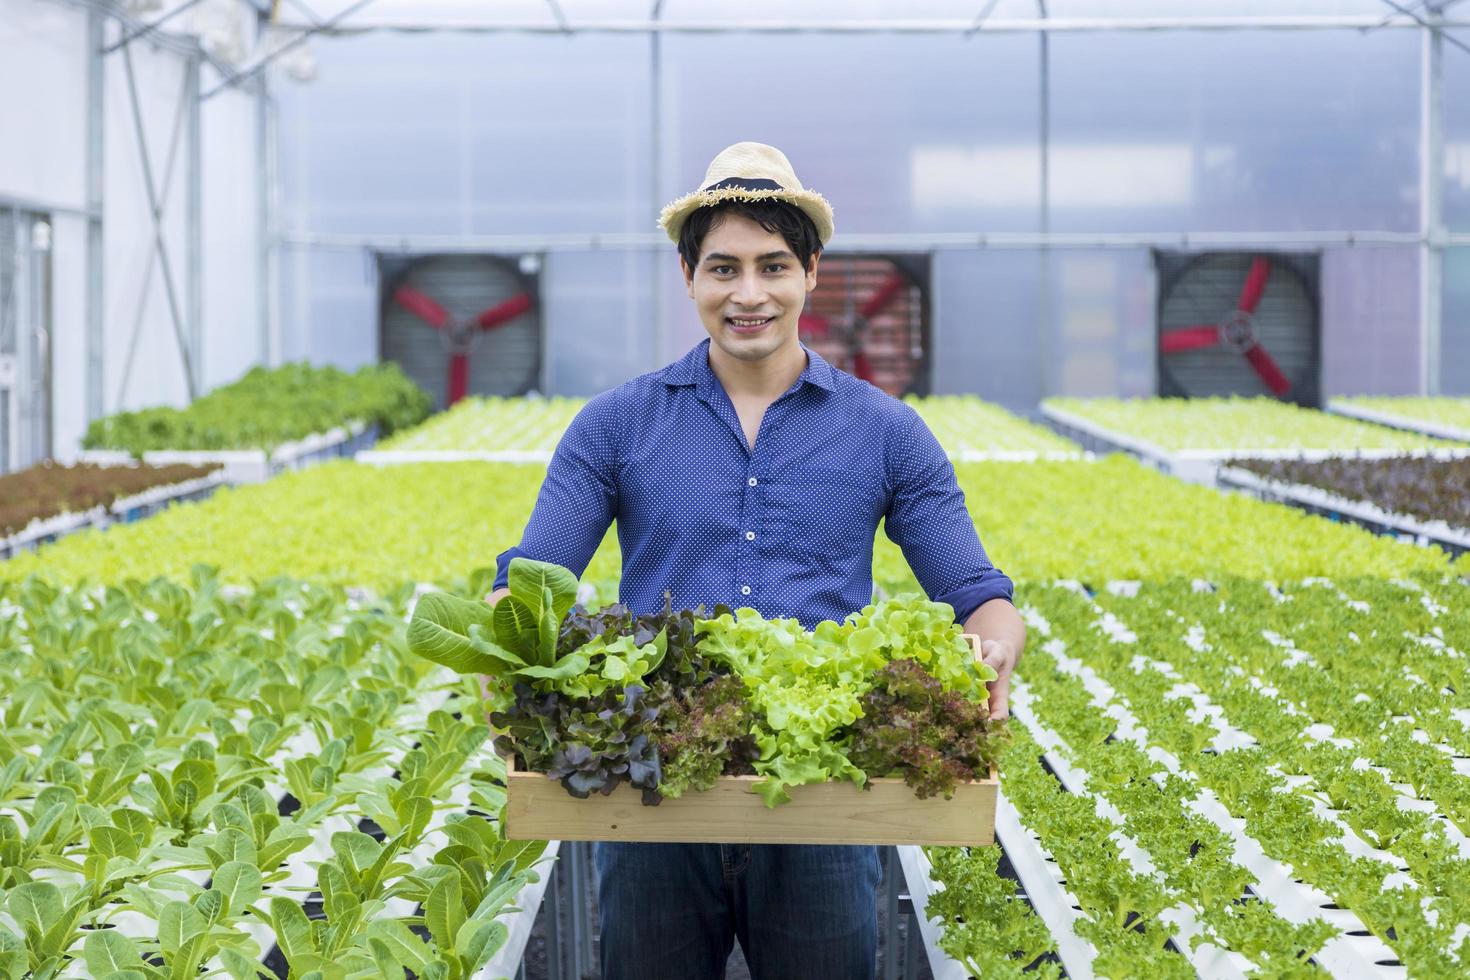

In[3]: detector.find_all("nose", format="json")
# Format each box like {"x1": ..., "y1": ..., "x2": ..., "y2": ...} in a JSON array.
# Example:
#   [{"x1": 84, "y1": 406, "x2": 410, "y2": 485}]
[{"x1": 731, "y1": 268, "x2": 768, "y2": 307}]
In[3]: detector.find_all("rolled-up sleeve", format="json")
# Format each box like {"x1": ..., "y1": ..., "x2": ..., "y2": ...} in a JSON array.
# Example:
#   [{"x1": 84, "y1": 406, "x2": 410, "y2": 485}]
[
  {"x1": 883, "y1": 410, "x2": 1014, "y2": 623},
  {"x1": 494, "y1": 390, "x2": 620, "y2": 590}
]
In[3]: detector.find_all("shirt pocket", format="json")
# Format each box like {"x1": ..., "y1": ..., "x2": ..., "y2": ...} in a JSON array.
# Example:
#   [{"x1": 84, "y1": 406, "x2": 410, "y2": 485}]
[{"x1": 761, "y1": 465, "x2": 887, "y2": 569}]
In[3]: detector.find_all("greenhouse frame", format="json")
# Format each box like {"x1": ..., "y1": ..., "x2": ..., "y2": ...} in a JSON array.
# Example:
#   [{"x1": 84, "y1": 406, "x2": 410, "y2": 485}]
[
  {"x1": 6, "y1": 3, "x2": 1470, "y2": 980},
  {"x1": 4, "y1": 1, "x2": 1470, "y2": 469}
]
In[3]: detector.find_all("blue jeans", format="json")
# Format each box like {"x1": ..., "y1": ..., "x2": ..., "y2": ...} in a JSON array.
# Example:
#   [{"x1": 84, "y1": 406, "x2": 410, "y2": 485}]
[{"x1": 593, "y1": 842, "x2": 882, "y2": 980}]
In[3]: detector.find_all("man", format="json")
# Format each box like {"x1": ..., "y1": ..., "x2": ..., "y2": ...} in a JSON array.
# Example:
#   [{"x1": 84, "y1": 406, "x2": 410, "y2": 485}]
[{"x1": 489, "y1": 141, "x2": 1024, "y2": 980}]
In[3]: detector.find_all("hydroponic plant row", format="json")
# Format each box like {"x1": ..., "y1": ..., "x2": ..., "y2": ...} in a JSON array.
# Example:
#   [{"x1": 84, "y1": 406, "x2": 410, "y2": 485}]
[
  {"x1": 1329, "y1": 397, "x2": 1470, "y2": 444},
  {"x1": 368, "y1": 395, "x2": 1083, "y2": 463},
  {"x1": 81, "y1": 363, "x2": 430, "y2": 457},
  {"x1": 0, "y1": 462, "x2": 222, "y2": 541},
  {"x1": 1042, "y1": 397, "x2": 1465, "y2": 455},
  {"x1": 986, "y1": 577, "x2": 1470, "y2": 978},
  {"x1": 7, "y1": 456, "x2": 1461, "y2": 591},
  {"x1": 1223, "y1": 456, "x2": 1470, "y2": 538},
  {"x1": 0, "y1": 571, "x2": 550, "y2": 980}
]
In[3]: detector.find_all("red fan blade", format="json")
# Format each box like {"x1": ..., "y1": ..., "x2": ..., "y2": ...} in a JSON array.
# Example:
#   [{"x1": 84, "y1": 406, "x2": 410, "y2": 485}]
[
  {"x1": 1237, "y1": 256, "x2": 1270, "y2": 314},
  {"x1": 1159, "y1": 325, "x2": 1222, "y2": 353},
  {"x1": 859, "y1": 273, "x2": 906, "y2": 319},
  {"x1": 393, "y1": 286, "x2": 450, "y2": 329},
  {"x1": 447, "y1": 353, "x2": 470, "y2": 405},
  {"x1": 475, "y1": 292, "x2": 533, "y2": 330},
  {"x1": 1243, "y1": 343, "x2": 1291, "y2": 396},
  {"x1": 798, "y1": 312, "x2": 830, "y2": 339}
]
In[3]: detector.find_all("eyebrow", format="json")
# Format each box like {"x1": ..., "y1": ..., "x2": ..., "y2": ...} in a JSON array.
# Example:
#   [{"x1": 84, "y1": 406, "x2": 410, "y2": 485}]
[{"x1": 702, "y1": 250, "x2": 796, "y2": 265}]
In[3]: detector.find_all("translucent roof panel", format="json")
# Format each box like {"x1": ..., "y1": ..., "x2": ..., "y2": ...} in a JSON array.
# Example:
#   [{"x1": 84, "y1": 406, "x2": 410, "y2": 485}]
[{"x1": 279, "y1": 0, "x2": 1434, "y2": 31}]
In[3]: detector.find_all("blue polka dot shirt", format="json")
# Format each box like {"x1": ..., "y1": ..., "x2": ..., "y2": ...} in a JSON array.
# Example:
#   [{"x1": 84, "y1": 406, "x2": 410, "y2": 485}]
[{"x1": 495, "y1": 339, "x2": 1014, "y2": 626}]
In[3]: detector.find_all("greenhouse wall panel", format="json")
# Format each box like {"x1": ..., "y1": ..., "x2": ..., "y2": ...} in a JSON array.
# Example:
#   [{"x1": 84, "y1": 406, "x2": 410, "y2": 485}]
[
  {"x1": 201, "y1": 89, "x2": 264, "y2": 391},
  {"x1": 282, "y1": 246, "x2": 378, "y2": 368},
  {"x1": 541, "y1": 249, "x2": 657, "y2": 395},
  {"x1": 1446, "y1": 247, "x2": 1470, "y2": 395},
  {"x1": 1321, "y1": 247, "x2": 1421, "y2": 396},
  {"x1": 931, "y1": 251, "x2": 1042, "y2": 408},
  {"x1": 278, "y1": 32, "x2": 654, "y2": 238},
  {"x1": 659, "y1": 33, "x2": 1041, "y2": 234},
  {"x1": 1045, "y1": 29, "x2": 1419, "y2": 233},
  {"x1": 0, "y1": 0, "x2": 87, "y2": 209},
  {"x1": 1445, "y1": 32, "x2": 1470, "y2": 234},
  {"x1": 102, "y1": 42, "x2": 194, "y2": 413},
  {"x1": 49, "y1": 212, "x2": 89, "y2": 462},
  {"x1": 269, "y1": 8, "x2": 1462, "y2": 403}
]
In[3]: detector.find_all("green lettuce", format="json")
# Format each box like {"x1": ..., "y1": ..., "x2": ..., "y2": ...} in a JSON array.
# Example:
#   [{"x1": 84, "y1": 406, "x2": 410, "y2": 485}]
[{"x1": 407, "y1": 557, "x2": 587, "y2": 683}]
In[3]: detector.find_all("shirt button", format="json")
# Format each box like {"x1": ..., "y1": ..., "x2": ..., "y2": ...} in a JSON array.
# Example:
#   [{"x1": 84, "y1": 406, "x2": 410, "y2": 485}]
[
  {"x1": 747, "y1": 477, "x2": 758, "y2": 487},
  {"x1": 741, "y1": 585, "x2": 751, "y2": 596},
  {"x1": 745, "y1": 531, "x2": 755, "y2": 541}
]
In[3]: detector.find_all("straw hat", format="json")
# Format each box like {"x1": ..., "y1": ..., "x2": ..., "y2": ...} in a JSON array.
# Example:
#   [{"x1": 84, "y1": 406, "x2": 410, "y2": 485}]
[{"x1": 658, "y1": 141, "x2": 834, "y2": 246}]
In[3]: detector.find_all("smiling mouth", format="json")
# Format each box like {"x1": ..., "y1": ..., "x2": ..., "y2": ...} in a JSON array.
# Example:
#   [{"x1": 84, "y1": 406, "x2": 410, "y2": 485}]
[{"x1": 726, "y1": 316, "x2": 774, "y2": 332}]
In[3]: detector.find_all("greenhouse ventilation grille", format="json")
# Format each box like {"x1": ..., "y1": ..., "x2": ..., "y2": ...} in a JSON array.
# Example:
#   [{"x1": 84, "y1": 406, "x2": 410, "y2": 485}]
[
  {"x1": 378, "y1": 253, "x2": 541, "y2": 408},
  {"x1": 798, "y1": 254, "x2": 930, "y2": 397},
  {"x1": 1153, "y1": 250, "x2": 1321, "y2": 406}
]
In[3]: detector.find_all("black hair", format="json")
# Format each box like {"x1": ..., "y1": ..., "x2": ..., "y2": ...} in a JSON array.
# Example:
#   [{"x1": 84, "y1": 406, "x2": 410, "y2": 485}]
[{"x1": 677, "y1": 198, "x2": 823, "y2": 279}]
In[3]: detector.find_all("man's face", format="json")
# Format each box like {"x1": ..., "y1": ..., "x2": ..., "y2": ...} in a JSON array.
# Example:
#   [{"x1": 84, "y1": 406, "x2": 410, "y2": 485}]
[{"x1": 681, "y1": 211, "x2": 819, "y2": 366}]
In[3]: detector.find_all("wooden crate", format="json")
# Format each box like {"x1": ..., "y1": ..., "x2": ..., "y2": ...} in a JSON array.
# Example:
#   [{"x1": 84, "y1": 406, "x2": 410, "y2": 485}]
[{"x1": 501, "y1": 635, "x2": 998, "y2": 846}]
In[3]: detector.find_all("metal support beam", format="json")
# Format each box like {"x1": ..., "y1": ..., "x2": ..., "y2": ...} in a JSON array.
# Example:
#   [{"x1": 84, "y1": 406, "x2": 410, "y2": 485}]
[
  {"x1": 118, "y1": 44, "x2": 199, "y2": 404},
  {"x1": 201, "y1": 0, "x2": 379, "y2": 99},
  {"x1": 281, "y1": 229, "x2": 1432, "y2": 254},
  {"x1": 543, "y1": 0, "x2": 571, "y2": 35},
  {"x1": 1036, "y1": 0, "x2": 1052, "y2": 402},
  {"x1": 86, "y1": 9, "x2": 106, "y2": 424},
  {"x1": 266, "y1": 14, "x2": 1470, "y2": 35},
  {"x1": 650, "y1": 0, "x2": 664, "y2": 371},
  {"x1": 1381, "y1": 0, "x2": 1470, "y2": 55},
  {"x1": 102, "y1": 0, "x2": 211, "y2": 54},
  {"x1": 188, "y1": 54, "x2": 204, "y2": 393},
  {"x1": 1419, "y1": 3, "x2": 1446, "y2": 395},
  {"x1": 256, "y1": 17, "x2": 276, "y2": 367}
]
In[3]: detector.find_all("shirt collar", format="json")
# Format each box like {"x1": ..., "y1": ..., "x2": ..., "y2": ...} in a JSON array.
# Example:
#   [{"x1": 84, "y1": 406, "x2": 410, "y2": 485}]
[{"x1": 661, "y1": 338, "x2": 836, "y2": 393}]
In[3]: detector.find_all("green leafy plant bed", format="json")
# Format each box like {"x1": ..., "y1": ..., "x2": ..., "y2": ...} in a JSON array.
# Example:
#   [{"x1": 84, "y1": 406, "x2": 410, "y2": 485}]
[
  {"x1": 0, "y1": 570, "x2": 551, "y2": 979},
  {"x1": 1225, "y1": 455, "x2": 1470, "y2": 534},
  {"x1": 408, "y1": 559, "x2": 1007, "y2": 845},
  {"x1": 81, "y1": 362, "x2": 430, "y2": 456},
  {"x1": 0, "y1": 460, "x2": 220, "y2": 542}
]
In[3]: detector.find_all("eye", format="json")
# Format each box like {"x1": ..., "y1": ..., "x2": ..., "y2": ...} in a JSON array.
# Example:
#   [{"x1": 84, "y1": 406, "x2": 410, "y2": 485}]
[
  {"x1": 765, "y1": 264, "x2": 787, "y2": 273},
  {"x1": 711, "y1": 265, "x2": 734, "y2": 275}
]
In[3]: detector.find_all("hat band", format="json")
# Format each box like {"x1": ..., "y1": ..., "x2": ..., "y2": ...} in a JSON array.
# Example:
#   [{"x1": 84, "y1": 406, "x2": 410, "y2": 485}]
[{"x1": 702, "y1": 176, "x2": 784, "y2": 192}]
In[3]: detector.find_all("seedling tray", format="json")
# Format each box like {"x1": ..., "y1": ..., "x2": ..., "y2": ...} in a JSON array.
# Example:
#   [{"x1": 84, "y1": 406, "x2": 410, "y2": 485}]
[{"x1": 501, "y1": 634, "x2": 999, "y2": 846}]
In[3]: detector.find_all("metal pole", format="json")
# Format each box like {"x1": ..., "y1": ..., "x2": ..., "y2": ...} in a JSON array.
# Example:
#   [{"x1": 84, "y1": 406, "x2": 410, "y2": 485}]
[
  {"x1": 201, "y1": 0, "x2": 381, "y2": 99},
  {"x1": 86, "y1": 9, "x2": 105, "y2": 423},
  {"x1": 259, "y1": 14, "x2": 1470, "y2": 35},
  {"x1": 256, "y1": 10, "x2": 274, "y2": 367},
  {"x1": 579, "y1": 841, "x2": 595, "y2": 972},
  {"x1": 1036, "y1": 1, "x2": 1052, "y2": 403},
  {"x1": 188, "y1": 54, "x2": 204, "y2": 394},
  {"x1": 882, "y1": 847, "x2": 899, "y2": 980},
  {"x1": 1420, "y1": 4, "x2": 1445, "y2": 395},
  {"x1": 282, "y1": 228, "x2": 1433, "y2": 253},
  {"x1": 568, "y1": 840, "x2": 585, "y2": 978},
  {"x1": 101, "y1": 0, "x2": 210, "y2": 54},
  {"x1": 120, "y1": 44, "x2": 198, "y2": 400},
  {"x1": 544, "y1": 855, "x2": 563, "y2": 980},
  {"x1": 650, "y1": 0, "x2": 665, "y2": 371}
]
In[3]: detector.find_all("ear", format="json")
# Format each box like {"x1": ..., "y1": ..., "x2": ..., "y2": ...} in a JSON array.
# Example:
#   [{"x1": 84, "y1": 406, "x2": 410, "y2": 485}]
[
  {"x1": 805, "y1": 250, "x2": 821, "y2": 293},
  {"x1": 680, "y1": 255, "x2": 695, "y2": 298}
]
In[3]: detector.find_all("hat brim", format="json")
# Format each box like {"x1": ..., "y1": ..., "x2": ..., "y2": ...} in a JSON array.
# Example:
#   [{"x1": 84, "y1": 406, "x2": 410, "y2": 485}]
[{"x1": 658, "y1": 186, "x2": 834, "y2": 247}]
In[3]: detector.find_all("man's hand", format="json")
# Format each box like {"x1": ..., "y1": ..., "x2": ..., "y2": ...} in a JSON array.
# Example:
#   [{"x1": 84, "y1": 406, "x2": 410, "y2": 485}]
[
  {"x1": 963, "y1": 597, "x2": 1026, "y2": 721},
  {"x1": 980, "y1": 638, "x2": 1018, "y2": 721}
]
